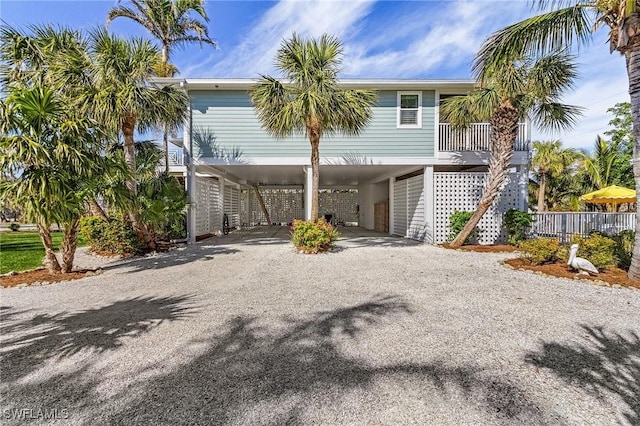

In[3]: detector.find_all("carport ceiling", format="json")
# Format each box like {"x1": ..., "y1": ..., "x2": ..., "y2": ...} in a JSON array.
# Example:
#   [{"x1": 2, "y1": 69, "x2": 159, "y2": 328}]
[{"x1": 214, "y1": 165, "x2": 421, "y2": 186}]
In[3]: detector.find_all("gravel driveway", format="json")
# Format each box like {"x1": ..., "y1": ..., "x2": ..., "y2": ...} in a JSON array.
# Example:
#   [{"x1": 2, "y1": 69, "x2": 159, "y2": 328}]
[{"x1": 1, "y1": 227, "x2": 639, "y2": 425}]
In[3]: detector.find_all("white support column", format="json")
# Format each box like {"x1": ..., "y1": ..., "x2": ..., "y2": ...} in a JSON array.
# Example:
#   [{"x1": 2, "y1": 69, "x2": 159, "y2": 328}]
[
  {"x1": 184, "y1": 98, "x2": 197, "y2": 244},
  {"x1": 389, "y1": 177, "x2": 395, "y2": 236},
  {"x1": 518, "y1": 164, "x2": 529, "y2": 212},
  {"x1": 220, "y1": 176, "x2": 226, "y2": 231},
  {"x1": 303, "y1": 166, "x2": 313, "y2": 220},
  {"x1": 423, "y1": 165, "x2": 435, "y2": 244}
]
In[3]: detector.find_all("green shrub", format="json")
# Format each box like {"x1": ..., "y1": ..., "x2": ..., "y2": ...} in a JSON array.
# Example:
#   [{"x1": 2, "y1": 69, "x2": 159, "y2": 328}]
[
  {"x1": 611, "y1": 230, "x2": 634, "y2": 271},
  {"x1": 8, "y1": 222, "x2": 20, "y2": 232},
  {"x1": 291, "y1": 218, "x2": 339, "y2": 253},
  {"x1": 518, "y1": 238, "x2": 561, "y2": 265},
  {"x1": 503, "y1": 209, "x2": 533, "y2": 245},
  {"x1": 448, "y1": 210, "x2": 479, "y2": 243},
  {"x1": 80, "y1": 216, "x2": 144, "y2": 256},
  {"x1": 572, "y1": 233, "x2": 617, "y2": 271}
]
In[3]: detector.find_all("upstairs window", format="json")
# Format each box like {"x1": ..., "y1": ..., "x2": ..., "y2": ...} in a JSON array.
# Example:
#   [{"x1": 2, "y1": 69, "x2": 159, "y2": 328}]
[{"x1": 397, "y1": 92, "x2": 422, "y2": 128}]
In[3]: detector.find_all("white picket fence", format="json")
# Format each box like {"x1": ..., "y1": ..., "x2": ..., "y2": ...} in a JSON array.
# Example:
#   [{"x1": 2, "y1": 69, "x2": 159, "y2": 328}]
[{"x1": 531, "y1": 212, "x2": 636, "y2": 243}]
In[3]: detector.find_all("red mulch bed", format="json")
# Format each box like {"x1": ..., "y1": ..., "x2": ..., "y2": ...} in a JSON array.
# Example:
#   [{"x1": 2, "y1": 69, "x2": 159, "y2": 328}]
[
  {"x1": 441, "y1": 243, "x2": 518, "y2": 253},
  {"x1": 0, "y1": 268, "x2": 100, "y2": 288},
  {"x1": 504, "y1": 258, "x2": 640, "y2": 290}
]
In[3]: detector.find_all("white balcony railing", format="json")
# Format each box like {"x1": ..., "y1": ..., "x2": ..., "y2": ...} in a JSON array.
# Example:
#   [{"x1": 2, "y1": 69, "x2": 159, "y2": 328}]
[
  {"x1": 167, "y1": 150, "x2": 184, "y2": 166},
  {"x1": 439, "y1": 123, "x2": 528, "y2": 152}
]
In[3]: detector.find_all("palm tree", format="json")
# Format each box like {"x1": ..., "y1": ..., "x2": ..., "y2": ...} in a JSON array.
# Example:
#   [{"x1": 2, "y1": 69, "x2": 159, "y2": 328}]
[
  {"x1": 0, "y1": 86, "x2": 101, "y2": 273},
  {"x1": 87, "y1": 28, "x2": 188, "y2": 236},
  {"x1": 107, "y1": 0, "x2": 216, "y2": 171},
  {"x1": 531, "y1": 140, "x2": 578, "y2": 211},
  {"x1": 250, "y1": 34, "x2": 377, "y2": 220},
  {"x1": 580, "y1": 135, "x2": 620, "y2": 190},
  {"x1": 441, "y1": 53, "x2": 582, "y2": 247},
  {"x1": 473, "y1": 0, "x2": 640, "y2": 277}
]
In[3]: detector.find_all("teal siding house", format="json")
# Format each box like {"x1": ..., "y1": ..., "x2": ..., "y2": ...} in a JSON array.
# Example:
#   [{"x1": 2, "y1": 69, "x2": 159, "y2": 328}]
[{"x1": 161, "y1": 79, "x2": 531, "y2": 244}]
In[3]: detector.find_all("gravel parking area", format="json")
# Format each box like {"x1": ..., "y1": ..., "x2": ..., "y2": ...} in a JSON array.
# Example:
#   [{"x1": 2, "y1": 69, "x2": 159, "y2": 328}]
[{"x1": 1, "y1": 227, "x2": 639, "y2": 425}]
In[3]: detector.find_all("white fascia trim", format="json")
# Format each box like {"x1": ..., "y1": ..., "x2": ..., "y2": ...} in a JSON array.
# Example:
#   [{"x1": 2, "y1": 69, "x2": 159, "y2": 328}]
[
  {"x1": 178, "y1": 78, "x2": 476, "y2": 91},
  {"x1": 194, "y1": 154, "x2": 527, "y2": 167},
  {"x1": 397, "y1": 91, "x2": 422, "y2": 129},
  {"x1": 194, "y1": 157, "x2": 446, "y2": 166}
]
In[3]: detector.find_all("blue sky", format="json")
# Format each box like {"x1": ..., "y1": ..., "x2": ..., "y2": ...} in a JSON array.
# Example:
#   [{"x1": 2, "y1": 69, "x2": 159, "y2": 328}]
[{"x1": 1, "y1": 0, "x2": 630, "y2": 150}]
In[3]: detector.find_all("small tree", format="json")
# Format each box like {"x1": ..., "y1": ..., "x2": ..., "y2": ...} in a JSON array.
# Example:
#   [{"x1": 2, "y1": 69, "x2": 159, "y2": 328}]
[
  {"x1": 0, "y1": 87, "x2": 102, "y2": 273},
  {"x1": 531, "y1": 140, "x2": 578, "y2": 211},
  {"x1": 250, "y1": 34, "x2": 377, "y2": 220}
]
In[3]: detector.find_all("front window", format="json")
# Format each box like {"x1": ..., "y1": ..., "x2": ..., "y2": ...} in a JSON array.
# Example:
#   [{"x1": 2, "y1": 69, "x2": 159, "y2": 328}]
[{"x1": 397, "y1": 92, "x2": 422, "y2": 128}]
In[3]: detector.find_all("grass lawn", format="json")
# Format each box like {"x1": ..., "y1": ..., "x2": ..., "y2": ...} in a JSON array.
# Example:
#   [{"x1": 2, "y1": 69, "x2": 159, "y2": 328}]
[{"x1": 0, "y1": 231, "x2": 86, "y2": 274}]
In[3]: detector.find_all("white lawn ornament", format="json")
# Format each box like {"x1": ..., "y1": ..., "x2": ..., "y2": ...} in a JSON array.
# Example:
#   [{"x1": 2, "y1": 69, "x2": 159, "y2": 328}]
[{"x1": 567, "y1": 244, "x2": 599, "y2": 275}]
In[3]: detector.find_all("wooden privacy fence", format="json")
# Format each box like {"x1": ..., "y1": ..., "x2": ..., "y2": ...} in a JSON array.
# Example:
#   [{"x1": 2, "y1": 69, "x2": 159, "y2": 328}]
[{"x1": 531, "y1": 212, "x2": 635, "y2": 243}]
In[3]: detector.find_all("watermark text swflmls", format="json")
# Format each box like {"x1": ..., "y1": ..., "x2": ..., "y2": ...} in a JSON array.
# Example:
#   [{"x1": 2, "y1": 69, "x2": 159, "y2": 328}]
[{"x1": 2, "y1": 408, "x2": 69, "y2": 420}]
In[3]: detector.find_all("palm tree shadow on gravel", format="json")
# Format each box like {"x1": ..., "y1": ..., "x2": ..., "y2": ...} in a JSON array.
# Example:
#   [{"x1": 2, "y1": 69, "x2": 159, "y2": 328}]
[
  {"x1": 101, "y1": 295, "x2": 550, "y2": 424},
  {"x1": 102, "y1": 245, "x2": 240, "y2": 273},
  {"x1": 525, "y1": 325, "x2": 640, "y2": 425},
  {"x1": 1, "y1": 295, "x2": 554, "y2": 424},
  {"x1": 0, "y1": 295, "x2": 198, "y2": 383}
]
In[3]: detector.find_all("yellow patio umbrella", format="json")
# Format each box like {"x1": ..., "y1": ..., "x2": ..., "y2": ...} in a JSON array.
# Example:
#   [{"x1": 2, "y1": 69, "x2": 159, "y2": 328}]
[{"x1": 580, "y1": 185, "x2": 636, "y2": 210}]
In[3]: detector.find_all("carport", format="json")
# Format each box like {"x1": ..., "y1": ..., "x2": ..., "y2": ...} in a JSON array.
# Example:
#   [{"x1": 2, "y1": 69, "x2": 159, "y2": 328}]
[
  {"x1": 196, "y1": 223, "x2": 420, "y2": 248},
  {"x1": 187, "y1": 162, "x2": 427, "y2": 243}
]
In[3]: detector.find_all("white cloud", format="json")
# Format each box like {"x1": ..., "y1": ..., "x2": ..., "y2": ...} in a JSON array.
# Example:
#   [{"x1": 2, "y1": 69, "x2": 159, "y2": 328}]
[
  {"x1": 342, "y1": 1, "x2": 529, "y2": 77},
  {"x1": 187, "y1": 0, "x2": 375, "y2": 78}
]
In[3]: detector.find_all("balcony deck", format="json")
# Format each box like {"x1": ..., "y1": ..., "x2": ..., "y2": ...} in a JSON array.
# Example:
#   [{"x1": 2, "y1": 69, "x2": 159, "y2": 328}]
[{"x1": 438, "y1": 123, "x2": 528, "y2": 152}]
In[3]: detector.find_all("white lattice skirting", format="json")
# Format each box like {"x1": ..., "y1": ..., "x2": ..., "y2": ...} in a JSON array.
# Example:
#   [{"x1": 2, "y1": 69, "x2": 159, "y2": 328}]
[{"x1": 434, "y1": 172, "x2": 521, "y2": 244}]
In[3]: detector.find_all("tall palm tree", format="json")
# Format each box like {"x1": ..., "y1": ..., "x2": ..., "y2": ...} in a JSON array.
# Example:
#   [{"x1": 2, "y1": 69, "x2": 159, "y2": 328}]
[
  {"x1": 250, "y1": 34, "x2": 377, "y2": 220},
  {"x1": 473, "y1": 0, "x2": 640, "y2": 277},
  {"x1": 107, "y1": 0, "x2": 216, "y2": 171},
  {"x1": 441, "y1": 53, "x2": 582, "y2": 247},
  {"x1": 0, "y1": 86, "x2": 101, "y2": 273},
  {"x1": 531, "y1": 140, "x2": 578, "y2": 211},
  {"x1": 87, "y1": 28, "x2": 188, "y2": 235}
]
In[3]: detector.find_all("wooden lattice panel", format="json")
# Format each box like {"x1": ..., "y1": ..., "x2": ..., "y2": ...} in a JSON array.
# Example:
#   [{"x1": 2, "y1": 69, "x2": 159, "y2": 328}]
[{"x1": 434, "y1": 172, "x2": 520, "y2": 244}]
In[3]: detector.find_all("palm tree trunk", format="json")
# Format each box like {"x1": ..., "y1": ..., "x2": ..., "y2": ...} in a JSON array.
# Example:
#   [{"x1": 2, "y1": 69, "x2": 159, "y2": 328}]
[
  {"x1": 163, "y1": 124, "x2": 170, "y2": 173},
  {"x1": 624, "y1": 38, "x2": 640, "y2": 279},
  {"x1": 450, "y1": 103, "x2": 519, "y2": 247},
  {"x1": 309, "y1": 128, "x2": 321, "y2": 221},
  {"x1": 122, "y1": 116, "x2": 143, "y2": 227},
  {"x1": 37, "y1": 223, "x2": 61, "y2": 274},
  {"x1": 161, "y1": 43, "x2": 168, "y2": 66},
  {"x1": 537, "y1": 173, "x2": 547, "y2": 212},
  {"x1": 61, "y1": 218, "x2": 80, "y2": 273},
  {"x1": 89, "y1": 197, "x2": 109, "y2": 221}
]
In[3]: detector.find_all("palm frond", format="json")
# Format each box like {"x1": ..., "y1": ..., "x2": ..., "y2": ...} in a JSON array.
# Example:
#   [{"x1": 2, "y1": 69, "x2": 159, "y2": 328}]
[{"x1": 473, "y1": 5, "x2": 592, "y2": 80}]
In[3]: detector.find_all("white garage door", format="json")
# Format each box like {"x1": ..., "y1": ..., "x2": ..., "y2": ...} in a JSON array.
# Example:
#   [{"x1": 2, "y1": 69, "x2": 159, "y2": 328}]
[{"x1": 393, "y1": 175, "x2": 425, "y2": 240}]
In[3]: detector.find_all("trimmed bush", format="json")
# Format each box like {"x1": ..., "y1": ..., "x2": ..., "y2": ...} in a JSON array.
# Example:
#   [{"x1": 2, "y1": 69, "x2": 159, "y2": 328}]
[
  {"x1": 80, "y1": 216, "x2": 144, "y2": 256},
  {"x1": 518, "y1": 238, "x2": 561, "y2": 265},
  {"x1": 8, "y1": 222, "x2": 20, "y2": 232},
  {"x1": 611, "y1": 230, "x2": 634, "y2": 271},
  {"x1": 291, "y1": 218, "x2": 339, "y2": 253},
  {"x1": 503, "y1": 209, "x2": 533, "y2": 245},
  {"x1": 448, "y1": 210, "x2": 479, "y2": 243},
  {"x1": 572, "y1": 233, "x2": 617, "y2": 271}
]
